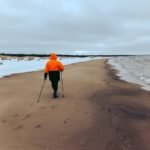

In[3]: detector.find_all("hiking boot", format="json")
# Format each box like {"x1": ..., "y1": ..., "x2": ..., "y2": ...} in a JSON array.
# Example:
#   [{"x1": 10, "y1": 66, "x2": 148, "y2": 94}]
[{"x1": 53, "y1": 92, "x2": 58, "y2": 98}]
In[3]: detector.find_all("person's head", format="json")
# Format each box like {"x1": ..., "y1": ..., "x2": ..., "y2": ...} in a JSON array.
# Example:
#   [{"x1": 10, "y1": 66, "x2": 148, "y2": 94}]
[{"x1": 50, "y1": 53, "x2": 57, "y2": 60}]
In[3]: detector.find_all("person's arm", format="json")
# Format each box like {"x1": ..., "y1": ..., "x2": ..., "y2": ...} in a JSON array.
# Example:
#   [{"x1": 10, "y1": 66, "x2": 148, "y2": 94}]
[
  {"x1": 58, "y1": 61, "x2": 64, "y2": 71},
  {"x1": 44, "y1": 73, "x2": 47, "y2": 80},
  {"x1": 44, "y1": 63, "x2": 49, "y2": 80}
]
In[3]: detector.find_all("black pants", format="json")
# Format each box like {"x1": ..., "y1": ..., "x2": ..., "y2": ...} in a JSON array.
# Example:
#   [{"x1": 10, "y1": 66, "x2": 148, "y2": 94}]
[
  {"x1": 51, "y1": 79, "x2": 58, "y2": 92},
  {"x1": 48, "y1": 71, "x2": 60, "y2": 93}
]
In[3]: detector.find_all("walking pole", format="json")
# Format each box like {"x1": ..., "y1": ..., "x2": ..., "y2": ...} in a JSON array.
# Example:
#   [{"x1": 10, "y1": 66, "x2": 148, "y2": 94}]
[
  {"x1": 61, "y1": 72, "x2": 64, "y2": 97},
  {"x1": 37, "y1": 80, "x2": 46, "y2": 103}
]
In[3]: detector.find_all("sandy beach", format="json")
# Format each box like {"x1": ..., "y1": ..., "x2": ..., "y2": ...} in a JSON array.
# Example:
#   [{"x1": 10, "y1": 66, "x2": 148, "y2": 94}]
[{"x1": 0, "y1": 59, "x2": 150, "y2": 150}]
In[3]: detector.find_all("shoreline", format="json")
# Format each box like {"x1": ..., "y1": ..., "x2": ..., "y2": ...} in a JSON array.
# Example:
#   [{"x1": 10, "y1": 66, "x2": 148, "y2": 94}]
[
  {"x1": 0, "y1": 60, "x2": 150, "y2": 149},
  {"x1": 0, "y1": 57, "x2": 102, "y2": 79},
  {"x1": 106, "y1": 60, "x2": 143, "y2": 90},
  {"x1": 1, "y1": 57, "x2": 150, "y2": 94},
  {"x1": 107, "y1": 56, "x2": 150, "y2": 92},
  {"x1": 96, "y1": 60, "x2": 150, "y2": 149}
]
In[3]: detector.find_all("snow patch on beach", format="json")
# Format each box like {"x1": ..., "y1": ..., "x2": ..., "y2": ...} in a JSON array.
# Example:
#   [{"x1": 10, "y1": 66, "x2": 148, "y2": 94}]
[
  {"x1": 0, "y1": 56, "x2": 102, "y2": 78},
  {"x1": 108, "y1": 56, "x2": 150, "y2": 91}
]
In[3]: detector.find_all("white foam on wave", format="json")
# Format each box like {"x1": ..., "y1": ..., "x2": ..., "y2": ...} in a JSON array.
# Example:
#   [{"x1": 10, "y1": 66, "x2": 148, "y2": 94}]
[{"x1": 108, "y1": 56, "x2": 150, "y2": 91}]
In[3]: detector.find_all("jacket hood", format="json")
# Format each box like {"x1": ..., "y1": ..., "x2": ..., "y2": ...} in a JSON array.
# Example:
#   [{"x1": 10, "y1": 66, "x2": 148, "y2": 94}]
[{"x1": 50, "y1": 53, "x2": 57, "y2": 60}]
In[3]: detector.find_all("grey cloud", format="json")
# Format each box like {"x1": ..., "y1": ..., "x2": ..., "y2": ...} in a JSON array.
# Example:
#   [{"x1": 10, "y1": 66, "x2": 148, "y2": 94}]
[{"x1": 0, "y1": 0, "x2": 150, "y2": 54}]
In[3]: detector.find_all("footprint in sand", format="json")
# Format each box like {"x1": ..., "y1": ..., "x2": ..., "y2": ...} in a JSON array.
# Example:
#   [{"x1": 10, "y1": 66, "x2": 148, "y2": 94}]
[
  {"x1": 14, "y1": 114, "x2": 19, "y2": 118},
  {"x1": 84, "y1": 112, "x2": 88, "y2": 116},
  {"x1": 75, "y1": 110, "x2": 79, "y2": 113},
  {"x1": 64, "y1": 118, "x2": 70, "y2": 124},
  {"x1": 35, "y1": 124, "x2": 42, "y2": 129},
  {"x1": 2, "y1": 120, "x2": 7, "y2": 124},
  {"x1": 30, "y1": 104, "x2": 33, "y2": 107},
  {"x1": 64, "y1": 120, "x2": 68, "y2": 124},
  {"x1": 40, "y1": 106, "x2": 46, "y2": 109},
  {"x1": 75, "y1": 102, "x2": 78, "y2": 105},
  {"x1": 51, "y1": 106, "x2": 56, "y2": 109},
  {"x1": 15, "y1": 125, "x2": 24, "y2": 131},
  {"x1": 107, "y1": 108, "x2": 112, "y2": 112},
  {"x1": 22, "y1": 114, "x2": 31, "y2": 120}
]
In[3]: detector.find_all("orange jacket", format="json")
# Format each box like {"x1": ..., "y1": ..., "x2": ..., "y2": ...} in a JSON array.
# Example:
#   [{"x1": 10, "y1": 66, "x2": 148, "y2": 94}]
[{"x1": 44, "y1": 53, "x2": 64, "y2": 73}]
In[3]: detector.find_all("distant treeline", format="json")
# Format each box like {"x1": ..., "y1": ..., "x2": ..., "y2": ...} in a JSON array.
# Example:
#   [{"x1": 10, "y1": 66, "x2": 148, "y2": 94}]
[
  {"x1": 0, "y1": 53, "x2": 133, "y2": 57},
  {"x1": 0, "y1": 53, "x2": 88, "y2": 57}
]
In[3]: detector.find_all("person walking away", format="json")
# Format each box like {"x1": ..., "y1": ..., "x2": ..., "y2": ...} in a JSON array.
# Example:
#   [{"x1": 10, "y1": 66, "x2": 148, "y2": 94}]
[{"x1": 44, "y1": 53, "x2": 64, "y2": 98}]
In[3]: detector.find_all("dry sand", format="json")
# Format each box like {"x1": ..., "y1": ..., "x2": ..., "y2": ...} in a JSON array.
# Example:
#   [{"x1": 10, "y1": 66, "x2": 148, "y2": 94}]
[{"x1": 0, "y1": 59, "x2": 150, "y2": 150}]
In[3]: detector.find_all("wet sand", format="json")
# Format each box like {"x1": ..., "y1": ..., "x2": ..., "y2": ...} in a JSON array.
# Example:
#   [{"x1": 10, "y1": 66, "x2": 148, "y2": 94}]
[{"x1": 0, "y1": 59, "x2": 150, "y2": 150}]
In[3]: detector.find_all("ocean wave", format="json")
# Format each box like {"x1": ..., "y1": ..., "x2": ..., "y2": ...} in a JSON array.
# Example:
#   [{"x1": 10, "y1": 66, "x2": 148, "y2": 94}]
[{"x1": 108, "y1": 56, "x2": 150, "y2": 91}]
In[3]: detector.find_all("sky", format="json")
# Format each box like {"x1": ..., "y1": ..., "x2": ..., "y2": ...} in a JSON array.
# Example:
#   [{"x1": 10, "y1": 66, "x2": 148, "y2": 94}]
[{"x1": 0, "y1": 0, "x2": 150, "y2": 55}]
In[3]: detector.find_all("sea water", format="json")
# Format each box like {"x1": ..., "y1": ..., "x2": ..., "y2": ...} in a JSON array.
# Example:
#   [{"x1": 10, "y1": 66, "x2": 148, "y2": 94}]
[{"x1": 108, "y1": 55, "x2": 150, "y2": 91}]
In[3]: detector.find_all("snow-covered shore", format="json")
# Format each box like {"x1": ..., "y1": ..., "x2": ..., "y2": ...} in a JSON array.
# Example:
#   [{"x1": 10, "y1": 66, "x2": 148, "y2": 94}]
[{"x1": 0, "y1": 56, "x2": 102, "y2": 78}]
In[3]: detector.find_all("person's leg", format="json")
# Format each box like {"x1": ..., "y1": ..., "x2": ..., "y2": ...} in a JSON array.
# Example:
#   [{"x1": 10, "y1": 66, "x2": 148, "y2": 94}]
[
  {"x1": 49, "y1": 71, "x2": 60, "y2": 98},
  {"x1": 51, "y1": 80, "x2": 58, "y2": 98},
  {"x1": 51, "y1": 80, "x2": 55, "y2": 91},
  {"x1": 53, "y1": 80, "x2": 58, "y2": 98},
  {"x1": 54, "y1": 80, "x2": 58, "y2": 92}
]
